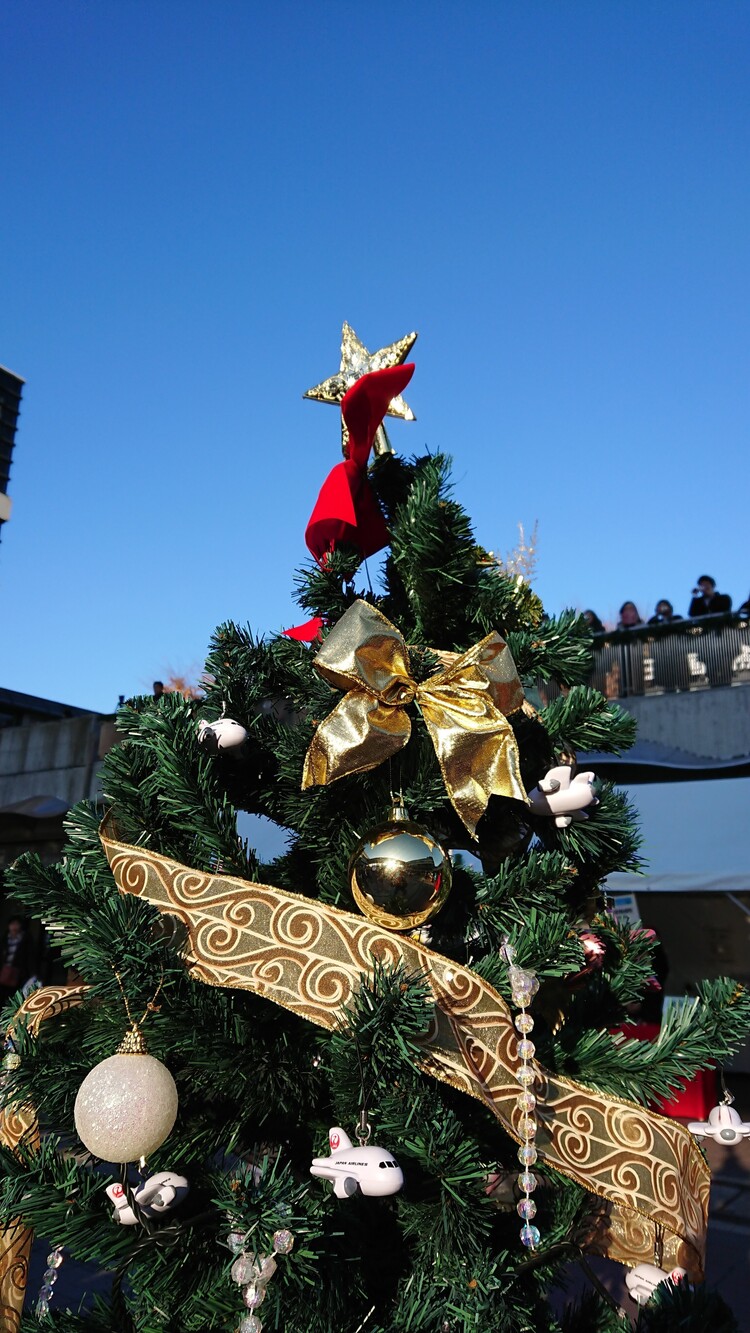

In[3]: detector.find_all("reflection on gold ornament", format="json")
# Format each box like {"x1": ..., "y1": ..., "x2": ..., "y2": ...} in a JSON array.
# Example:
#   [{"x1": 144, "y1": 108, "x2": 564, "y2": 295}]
[
  {"x1": 303, "y1": 321, "x2": 417, "y2": 456},
  {"x1": 349, "y1": 800, "x2": 452, "y2": 930}
]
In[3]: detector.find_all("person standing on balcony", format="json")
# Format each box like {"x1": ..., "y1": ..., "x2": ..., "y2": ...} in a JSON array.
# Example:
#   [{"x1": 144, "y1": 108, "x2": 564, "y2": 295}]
[
  {"x1": 648, "y1": 599, "x2": 682, "y2": 625},
  {"x1": 687, "y1": 576, "x2": 732, "y2": 687},
  {"x1": 615, "y1": 602, "x2": 644, "y2": 694},
  {"x1": 616, "y1": 601, "x2": 643, "y2": 629},
  {"x1": 688, "y1": 576, "x2": 732, "y2": 617},
  {"x1": 582, "y1": 609, "x2": 605, "y2": 633}
]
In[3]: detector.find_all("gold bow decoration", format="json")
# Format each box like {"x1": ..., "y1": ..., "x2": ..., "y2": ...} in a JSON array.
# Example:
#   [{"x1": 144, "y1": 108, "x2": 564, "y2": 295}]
[
  {"x1": 0, "y1": 984, "x2": 88, "y2": 1332},
  {"x1": 100, "y1": 817, "x2": 709, "y2": 1281},
  {"x1": 302, "y1": 600, "x2": 527, "y2": 835}
]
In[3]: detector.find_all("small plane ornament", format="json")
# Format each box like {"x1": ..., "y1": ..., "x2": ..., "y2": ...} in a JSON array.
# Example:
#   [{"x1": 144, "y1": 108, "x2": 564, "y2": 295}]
[
  {"x1": 310, "y1": 1127, "x2": 404, "y2": 1198},
  {"x1": 527, "y1": 765, "x2": 598, "y2": 827},
  {"x1": 625, "y1": 1263, "x2": 687, "y2": 1305},
  {"x1": 688, "y1": 1101, "x2": 750, "y2": 1145},
  {"x1": 105, "y1": 1171, "x2": 189, "y2": 1226}
]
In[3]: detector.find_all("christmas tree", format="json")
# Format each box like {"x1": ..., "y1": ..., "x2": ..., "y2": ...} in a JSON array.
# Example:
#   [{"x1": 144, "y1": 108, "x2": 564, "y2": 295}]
[{"x1": 1, "y1": 326, "x2": 749, "y2": 1333}]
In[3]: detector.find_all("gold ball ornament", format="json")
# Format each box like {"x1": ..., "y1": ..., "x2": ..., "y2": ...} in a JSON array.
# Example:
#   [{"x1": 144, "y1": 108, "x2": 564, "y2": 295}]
[
  {"x1": 349, "y1": 801, "x2": 452, "y2": 931},
  {"x1": 73, "y1": 1026, "x2": 178, "y2": 1164}
]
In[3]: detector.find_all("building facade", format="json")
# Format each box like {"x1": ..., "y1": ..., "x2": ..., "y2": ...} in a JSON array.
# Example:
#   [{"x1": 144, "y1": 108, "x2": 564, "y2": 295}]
[{"x1": 0, "y1": 365, "x2": 24, "y2": 540}]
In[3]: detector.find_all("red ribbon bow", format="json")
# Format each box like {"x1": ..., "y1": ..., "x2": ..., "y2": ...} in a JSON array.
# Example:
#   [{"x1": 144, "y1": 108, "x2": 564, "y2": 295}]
[{"x1": 305, "y1": 364, "x2": 415, "y2": 566}]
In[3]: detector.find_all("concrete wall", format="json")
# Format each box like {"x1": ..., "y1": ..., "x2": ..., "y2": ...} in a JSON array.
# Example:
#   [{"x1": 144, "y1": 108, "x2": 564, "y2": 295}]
[
  {"x1": 0, "y1": 714, "x2": 107, "y2": 809},
  {"x1": 621, "y1": 685, "x2": 750, "y2": 764}
]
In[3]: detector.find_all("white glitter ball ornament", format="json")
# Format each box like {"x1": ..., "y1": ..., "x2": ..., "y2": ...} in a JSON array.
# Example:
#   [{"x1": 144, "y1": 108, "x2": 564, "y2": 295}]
[{"x1": 74, "y1": 1041, "x2": 178, "y2": 1163}]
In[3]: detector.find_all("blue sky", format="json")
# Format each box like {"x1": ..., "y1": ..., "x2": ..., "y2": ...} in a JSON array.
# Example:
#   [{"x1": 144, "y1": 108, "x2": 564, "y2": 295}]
[{"x1": 2, "y1": 1, "x2": 749, "y2": 713}]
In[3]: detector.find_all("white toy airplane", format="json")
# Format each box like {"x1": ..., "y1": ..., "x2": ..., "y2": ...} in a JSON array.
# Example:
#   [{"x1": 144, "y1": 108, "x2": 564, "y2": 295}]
[
  {"x1": 105, "y1": 1172, "x2": 189, "y2": 1226},
  {"x1": 688, "y1": 1102, "x2": 750, "y2": 1145},
  {"x1": 197, "y1": 718, "x2": 248, "y2": 752},
  {"x1": 310, "y1": 1127, "x2": 404, "y2": 1198},
  {"x1": 625, "y1": 1263, "x2": 686, "y2": 1305},
  {"x1": 527, "y1": 766, "x2": 598, "y2": 828}
]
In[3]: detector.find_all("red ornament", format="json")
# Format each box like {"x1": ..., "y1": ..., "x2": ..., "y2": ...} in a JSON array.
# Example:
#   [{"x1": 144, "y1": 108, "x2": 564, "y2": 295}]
[
  {"x1": 283, "y1": 617, "x2": 325, "y2": 643},
  {"x1": 305, "y1": 364, "x2": 414, "y2": 566}
]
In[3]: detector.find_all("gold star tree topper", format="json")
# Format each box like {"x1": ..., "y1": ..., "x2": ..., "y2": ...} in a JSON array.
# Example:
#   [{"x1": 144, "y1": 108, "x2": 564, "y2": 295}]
[{"x1": 304, "y1": 321, "x2": 418, "y2": 456}]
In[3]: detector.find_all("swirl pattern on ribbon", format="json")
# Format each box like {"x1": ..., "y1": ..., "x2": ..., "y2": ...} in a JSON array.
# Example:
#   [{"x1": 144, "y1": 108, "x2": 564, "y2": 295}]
[
  {"x1": 0, "y1": 984, "x2": 87, "y2": 1332},
  {"x1": 100, "y1": 819, "x2": 709, "y2": 1278}
]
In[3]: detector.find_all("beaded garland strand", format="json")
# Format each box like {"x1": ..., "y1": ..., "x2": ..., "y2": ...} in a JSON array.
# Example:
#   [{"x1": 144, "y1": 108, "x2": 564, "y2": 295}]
[
  {"x1": 226, "y1": 1224, "x2": 295, "y2": 1331},
  {"x1": 34, "y1": 1245, "x2": 64, "y2": 1320},
  {"x1": 503, "y1": 943, "x2": 541, "y2": 1250}
]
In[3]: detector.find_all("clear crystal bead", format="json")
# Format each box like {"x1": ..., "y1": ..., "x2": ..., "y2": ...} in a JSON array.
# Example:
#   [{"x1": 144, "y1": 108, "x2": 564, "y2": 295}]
[
  {"x1": 518, "y1": 1143, "x2": 538, "y2": 1165},
  {"x1": 42, "y1": 1268, "x2": 58, "y2": 1285},
  {"x1": 517, "y1": 1170, "x2": 537, "y2": 1192},
  {"x1": 516, "y1": 1091, "x2": 536, "y2": 1112},
  {"x1": 520, "y1": 1223, "x2": 541, "y2": 1248},
  {"x1": 46, "y1": 1250, "x2": 64, "y2": 1269},
  {"x1": 272, "y1": 1228, "x2": 294, "y2": 1254},
  {"x1": 258, "y1": 1255, "x2": 277, "y2": 1281},
  {"x1": 243, "y1": 1284, "x2": 266, "y2": 1310},
  {"x1": 509, "y1": 968, "x2": 539, "y2": 1000},
  {"x1": 518, "y1": 1116, "x2": 537, "y2": 1139},
  {"x1": 515, "y1": 1012, "x2": 534, "y2": 1033},
  {"x1": 232, "y1": 1254, "x2": 259, "y2": 1285},
  {"x1": 39, "y1": 1284, "x2": 55, "y2": 1300},
  {"x1": 516, "y1": 1065, "x2": 535, "y2": 1085},
  {"x1": 227, "y1": 1230, "x2": 246, "y2": 1253},
  {"x1": 35, "y1": 1297, "x2": 50, "y2": 1318},
  {"x1": 517, "y1": 1198, "x2": 537, "y2": 1219},
  {"x1": 238, "y1": 1318, "x2": 263, "y2": 1333},
  {"x1": 516, "y1": 1039, "x2": 535, "y2": 1061}
]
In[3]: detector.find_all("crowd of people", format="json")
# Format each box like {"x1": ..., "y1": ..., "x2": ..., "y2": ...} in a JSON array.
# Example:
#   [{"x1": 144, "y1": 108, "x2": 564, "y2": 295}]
[{"x1": 583, "y1": 575, "x2": 750, "y2": 634}]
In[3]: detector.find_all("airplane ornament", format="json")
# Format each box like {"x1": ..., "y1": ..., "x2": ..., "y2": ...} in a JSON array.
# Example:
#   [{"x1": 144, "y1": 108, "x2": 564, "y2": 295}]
[
  {"x1": 105, "y1": 1172, "x2": 189, "y2": 1226},
  {"x1": 625, "y1": 1263, "x2": 687, "y2": 1305},
  {"x1": 688, "y1": 1101, "x2": 750, "y2": 1146},
  {"x1": 527, "y1": 765, "x2": 598, "y2": 827},
  {"x1": 196, "y1": 717, "x2": 248, "y2": 753},
  {"x1": 310, "y1": 1127, "x2": 404, "y2": 1199}
]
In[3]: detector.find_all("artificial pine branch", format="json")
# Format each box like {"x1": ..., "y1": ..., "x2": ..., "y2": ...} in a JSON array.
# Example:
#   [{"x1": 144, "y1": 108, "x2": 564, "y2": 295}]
[
  {"x1": 468, "y1": 568, "x2": 546, "y2": 636},
  {"x1": 549, "y1": 978, "x2": 750, "y2": 1104},
  {"x1": 507, "y1": 611, "x2": 594, "y2": 686},
  {"x1": 387, "y1": 454, "x2": 481, "y2": 645},
  {"x1": 632, "y1": 1277, "x2": 739, "y2": 1332},
  {"x1": 293, "y1": 547, "x2": 363, "y2": 621},
  {"x1": 549, "y1": 785, "x2": 643, "y2": 879},
  {"x1": 540, "y1": 688, "x2": 637, "y2": 757}
]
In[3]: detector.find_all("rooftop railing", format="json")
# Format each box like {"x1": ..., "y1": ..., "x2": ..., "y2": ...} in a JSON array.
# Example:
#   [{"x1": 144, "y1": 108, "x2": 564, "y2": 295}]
[{"x1": 545, "y1": 613, "x2": 750, "y2": 701}]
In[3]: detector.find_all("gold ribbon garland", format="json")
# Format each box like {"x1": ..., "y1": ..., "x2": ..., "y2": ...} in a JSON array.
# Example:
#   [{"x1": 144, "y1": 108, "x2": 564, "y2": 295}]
[
  {"x1": 100, "y1": 817, "x2": 709, "y2": 1280},
  {"x1": 302, "y1": 600, "x2": 527, "y2": 836},
  {"x1": 0, "y1": 985, "x2": 87, "y2": 1331}
]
